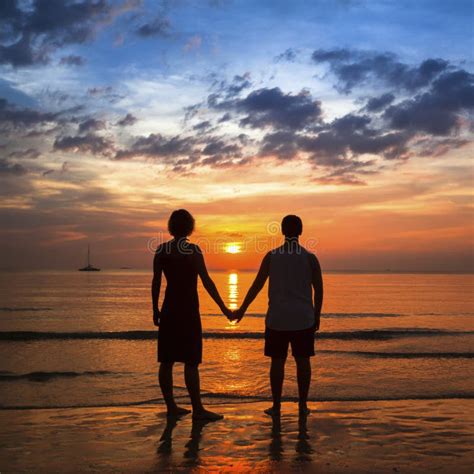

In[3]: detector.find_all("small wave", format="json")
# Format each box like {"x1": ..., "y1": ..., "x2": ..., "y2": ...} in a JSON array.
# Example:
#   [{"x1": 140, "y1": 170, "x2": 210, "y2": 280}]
[
  {"x1": 1, "y1": 393, "x2": 473, "y2": 410},
  {"x1": 0, "y1": 307, "x2": 53, "y2": 312},
  {"x1": 205, "y1": 312, "x2": 401, "y2": 318},
  {"x1": 0, "y1": 329, "x2": 473, "y2": 341},
  {"x1": 0, "y1": 370, "x2": 115, "y2": 382},
  {"x1": 319, "y1": 350, "x2": 474, "y2": 359}
]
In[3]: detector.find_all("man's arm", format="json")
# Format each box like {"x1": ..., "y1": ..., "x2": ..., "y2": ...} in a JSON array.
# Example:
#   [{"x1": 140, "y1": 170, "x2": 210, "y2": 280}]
[
  {"x1": 236, "y1": 253, "x2": 270, "y2": 321},
  {"x1": 310, "y1": 254, "x2": 323, "y2": 331},
  {"x1": 196, "y1": 249, "x2": 232, "y2": 318},
  {"x1": 151, "y1": 252, "x2": 162, "y2": 326}
]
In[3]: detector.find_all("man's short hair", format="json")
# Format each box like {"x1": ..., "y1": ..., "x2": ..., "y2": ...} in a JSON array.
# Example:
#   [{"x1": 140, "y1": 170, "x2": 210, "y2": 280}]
[
  {"x1": 281, "y1": 215, "x2": 302, "y2": 237},
  {"x1": 168, "y1": 209, "x2": 195, "y2": 237}
]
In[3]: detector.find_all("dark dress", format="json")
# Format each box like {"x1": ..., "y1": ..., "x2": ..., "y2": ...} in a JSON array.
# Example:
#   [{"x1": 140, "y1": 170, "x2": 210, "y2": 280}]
[{"x1": 156, "y1": 240, "x2": 202, "y2": 364}]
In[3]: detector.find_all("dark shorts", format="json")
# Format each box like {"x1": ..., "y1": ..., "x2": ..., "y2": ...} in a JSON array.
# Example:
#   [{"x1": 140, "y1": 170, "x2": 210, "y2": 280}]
[
  {"x1": 264, "y1": 326, "x2": 315, "y2": 359},
  {"x1": 157, "y1": 313, "x2": 202, "y2": 365}
]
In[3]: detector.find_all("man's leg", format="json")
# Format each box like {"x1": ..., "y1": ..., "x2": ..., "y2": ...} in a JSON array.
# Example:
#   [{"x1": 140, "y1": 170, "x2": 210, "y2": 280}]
[
  {"x1": 159, "y1": 362, "x2": 191, "y2": 417},
  {"x1": 295, "y1": 357, "x2": 311, "y2": 414},
  {"x1": 184, "y1": 363, "x2": 223, "y2": 421},
  {"x1": 265, "y1": 357, "x2": 286, "y2": 416}
]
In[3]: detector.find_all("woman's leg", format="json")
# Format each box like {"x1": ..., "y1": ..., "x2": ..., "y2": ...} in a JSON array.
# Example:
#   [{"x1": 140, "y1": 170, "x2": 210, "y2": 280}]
[
  {"x1": 184, "y1": 363, "x2": 223, "y2": 420},
  {"x1": 159, "y1": 362, "x2": 191, "y2": 417}
]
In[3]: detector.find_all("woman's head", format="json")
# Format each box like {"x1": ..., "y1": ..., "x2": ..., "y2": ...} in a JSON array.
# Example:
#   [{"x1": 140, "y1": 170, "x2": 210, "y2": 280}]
[{"x1": 168, "y1": 209, "x2": 195, "y2": 238}]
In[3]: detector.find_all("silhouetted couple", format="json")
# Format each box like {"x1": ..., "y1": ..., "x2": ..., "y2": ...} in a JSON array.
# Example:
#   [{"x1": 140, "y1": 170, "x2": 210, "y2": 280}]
[{"x1": 151, "y1": 210, "x2": 323, "y2": 420}]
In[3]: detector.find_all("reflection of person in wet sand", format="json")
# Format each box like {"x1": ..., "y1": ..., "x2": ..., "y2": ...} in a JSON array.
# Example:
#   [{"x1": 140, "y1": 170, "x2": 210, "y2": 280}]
[
  {"x1": 152, "y1": 209, "x2": 233, "y2": 420},
  {"x1": 234, "y1": 215, "x2": 323, "y2": 416}
]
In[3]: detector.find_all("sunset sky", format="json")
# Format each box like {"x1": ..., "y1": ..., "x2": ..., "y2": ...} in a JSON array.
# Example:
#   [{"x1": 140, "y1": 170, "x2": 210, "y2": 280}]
[{"x1": 0, "y1": 0, "x2": 473, "y2": 271}]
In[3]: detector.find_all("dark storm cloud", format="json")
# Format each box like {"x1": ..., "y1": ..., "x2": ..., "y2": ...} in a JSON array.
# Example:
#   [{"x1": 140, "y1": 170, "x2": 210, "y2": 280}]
[
  {"x1": 416, "y1": 137, "x2": 471, "y2": 158},
  {"x1": 88, "y1": 86, "x2": 113, "y2": 96},
  {"x1": 224, "y1": 74, "x2": 252, "y2": 98},
  {"x1": 384, "y1": 70, "x2": 474, "y2": 135},
  {"x1": 192, "y1": 120, "x2": 213, "y2": 131},
  {"x1": 78, "y1": 118, "x2": 106, "y2": 133},
  {"x1": 312, "y1": 49, "x2": 450, "y2": 93},
  {"x1": 59, "y1": 55, "x2": 86, "y2": 66},
  {"x1": 135, "y1": 16, "x2": 171, "y2": 37},
  {"x1": 0, "y1": 158, "x2": 27, "y2": 176},
  {"x1": 54, "y1": 134, "x2": 114, "y2": 156},
  {"x1": 259, "y1": 113, "x2": 412, "y2": 164},
  {"x1": 116, "y1": 113, "x2": 137, "y2": 126},
  {"x1": 202, "y1": 139, "x2": 241, "y2": 157},
  {"x1": 259, "y1": 130, "x2": 300, "y2": 160},
  {"x1": 0, "y1": 0, "x2": 139, "y2": 67},
  {"x1": 114, "y1": 133, "x2": 195, "y2": 160},
  {"x1": 208, "y1": 73, "x2": 252, "y2": 101},
  {"x1": 114, "y1": 131, "x2": 248, "y2": 171},
  {"x1": 274, "y1": 48, "x2": 299, "y2": 63},
  {"x1": 7, "y1": 148, "x2": 41, "y2": 159},
  {"x1": 0, "y1": 98, "x2": 58, "y2": 130},
  {"x1": 87, "y1": 86, "x2": 123, "y2": 103},
  {"x1": 210, "y1": 87, "x2": 323, "y2": 130},
  {"x1": 364, "y1": 93, "x2": 395, "y2": 112}
]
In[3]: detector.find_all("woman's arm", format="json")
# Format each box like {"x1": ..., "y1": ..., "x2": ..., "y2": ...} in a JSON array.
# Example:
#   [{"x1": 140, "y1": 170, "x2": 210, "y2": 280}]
[
  {"x1": 196, "y1": 249, "x2": 231, "y2": 318},
  {"x1": 151, "y1": 252, "x2": 162, "y2": 326}
]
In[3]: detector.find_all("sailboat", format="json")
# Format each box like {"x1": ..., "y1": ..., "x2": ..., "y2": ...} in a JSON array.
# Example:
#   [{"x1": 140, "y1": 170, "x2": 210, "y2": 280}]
[{"x1": 78, "y1": 244, "x2": 101, "y2": 272}]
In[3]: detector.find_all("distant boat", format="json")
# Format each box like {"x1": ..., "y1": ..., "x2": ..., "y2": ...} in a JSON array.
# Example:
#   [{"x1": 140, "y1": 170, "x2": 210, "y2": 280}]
[{"x1": 78, "y1": 245, "x2": 100, "y2": 272}]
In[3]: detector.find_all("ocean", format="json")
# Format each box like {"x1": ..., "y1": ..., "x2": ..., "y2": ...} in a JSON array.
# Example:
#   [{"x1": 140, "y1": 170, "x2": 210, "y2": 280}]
[{"x1": 0, "y1": 271, "x2": 473, "y2": 409}]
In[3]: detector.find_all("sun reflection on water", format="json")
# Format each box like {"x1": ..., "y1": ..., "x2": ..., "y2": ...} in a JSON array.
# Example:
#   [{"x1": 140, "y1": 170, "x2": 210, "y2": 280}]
[{"x1": 226, "y1": 272, "x2": 239, "y2": 328}]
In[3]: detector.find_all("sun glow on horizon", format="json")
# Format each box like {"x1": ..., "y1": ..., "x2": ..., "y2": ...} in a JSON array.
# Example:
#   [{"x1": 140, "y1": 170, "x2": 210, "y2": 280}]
[{"x1": 224, "y1": 242, "x2": 242, "y2": 254}]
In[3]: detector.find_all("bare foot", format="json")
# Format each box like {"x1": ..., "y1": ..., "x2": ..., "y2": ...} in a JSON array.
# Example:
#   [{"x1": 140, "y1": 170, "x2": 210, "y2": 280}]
[
  {"x1": 167, "y1": 406, "x2": 191, "y2": 418},
  {"x1": 192, "y1": 409, "x2": 223, "y2": 421},
  {"x1": 264, "y1": 406, "x2": 281, "y2": 417}
]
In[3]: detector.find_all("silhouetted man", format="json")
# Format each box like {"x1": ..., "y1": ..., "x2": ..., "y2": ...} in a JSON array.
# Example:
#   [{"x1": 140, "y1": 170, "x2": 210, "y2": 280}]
[{"x1": 234, "y1": 215, "x2": 323, "y2": 416}]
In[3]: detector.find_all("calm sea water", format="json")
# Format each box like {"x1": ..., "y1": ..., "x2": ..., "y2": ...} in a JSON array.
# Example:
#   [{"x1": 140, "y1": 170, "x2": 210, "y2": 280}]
[{"x1": 0, "y1": 271, "x2": 473, "y2": 409}]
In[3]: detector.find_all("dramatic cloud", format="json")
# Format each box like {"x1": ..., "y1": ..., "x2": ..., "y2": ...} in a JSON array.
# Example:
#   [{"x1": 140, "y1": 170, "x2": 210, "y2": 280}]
[
  {"x1": 0, "y1": 0, "x2": 139, "y2": 67},
  {"x1": 192, "y1": 120, "x2": 213, "y2": 132},
  {"x1": 115, "y1": 133, "x2": 195, "y2": 161},
  {"x1": 78, "y1": 118, "x2": 106, "y2": 133},
  {"x1": 217, "y1": 73, "x2": 252, "y2": 99},
  {"x1": 210, "y1": 87, "x2": 323, "y2": 130},
  {"x1": 0, "y1": 98, "x2": 58, "y2": 131},
  {"x1": 274, "y1": 48, "x2": 299, "y2": 63},
  {"x1": 312, "y1": 49, "x2": 449, "y2": 93},
  {"x1": 384, "y1": 70, "x2": 474, "y2": 135},
  {"x1": 59, "y1": 55, "x2": 86, "y2": 66},
  {"x1": 201, "y1": 139, "x2": 241, "y2": 157},
  {"x1": 0, "y1": 158, "x2": 27, "y2": 176},
  {"x1": 54, "y1": 134, "x2": 113, "y2": 156},
  {"x1": 135, "y1": 16, "x2": 170, "y2": 37},
  {"x1": 7, "y1": 148, "x2": 41, "y2": 159},
  {"x1": 364, "y1": 93, "x2": 395, "y2": 112},
  {"x1": 258, "y1": 111, "x2": 412, "y2": 177},
  {"x1": 116, "y1": 113, "x2": 137, "y2": 126}
]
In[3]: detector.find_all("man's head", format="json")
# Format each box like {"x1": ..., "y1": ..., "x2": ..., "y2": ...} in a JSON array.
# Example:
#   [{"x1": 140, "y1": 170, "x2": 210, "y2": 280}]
[
  {"x1": 281, "y1": 214, "x2": 303, "y2": 238},
  {"x1": 168, "y1": 209, "x2": 195, "y2": 238}
]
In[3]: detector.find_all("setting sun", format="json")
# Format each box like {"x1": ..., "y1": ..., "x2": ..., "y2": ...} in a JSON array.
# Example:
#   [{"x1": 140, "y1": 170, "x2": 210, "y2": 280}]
[{"x1": 224, "y1": 243, "x2": 242, "y2": 254}]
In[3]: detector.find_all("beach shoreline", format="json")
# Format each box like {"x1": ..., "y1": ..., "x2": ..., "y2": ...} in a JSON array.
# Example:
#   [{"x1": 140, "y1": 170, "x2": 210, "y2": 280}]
[{"x1": 1, "y1": 399, "x2": 472, "y2": 473}]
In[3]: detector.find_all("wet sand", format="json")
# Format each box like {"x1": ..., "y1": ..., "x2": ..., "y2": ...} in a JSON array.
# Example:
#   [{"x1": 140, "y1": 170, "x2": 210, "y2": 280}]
[{"x1": 0, "y1": 399, "x2": 473, "y2": 473}]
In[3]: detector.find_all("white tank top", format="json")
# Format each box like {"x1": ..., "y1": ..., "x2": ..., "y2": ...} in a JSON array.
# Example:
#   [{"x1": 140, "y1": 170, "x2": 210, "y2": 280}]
[{"x1": 266, "y1": 244, "x2": 315, "y2": 331}]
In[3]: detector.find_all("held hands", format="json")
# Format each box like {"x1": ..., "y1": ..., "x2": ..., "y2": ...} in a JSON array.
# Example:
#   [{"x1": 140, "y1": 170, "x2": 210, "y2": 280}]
[{"x1": 223, "y1": 306, "x2": 245, "y2": 323}]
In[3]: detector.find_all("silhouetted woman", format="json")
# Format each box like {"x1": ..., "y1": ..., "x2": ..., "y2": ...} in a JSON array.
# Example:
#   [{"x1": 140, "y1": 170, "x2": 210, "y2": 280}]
[{"x1": 152, "y1": 209, "x2": 230, "y2": 420}]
